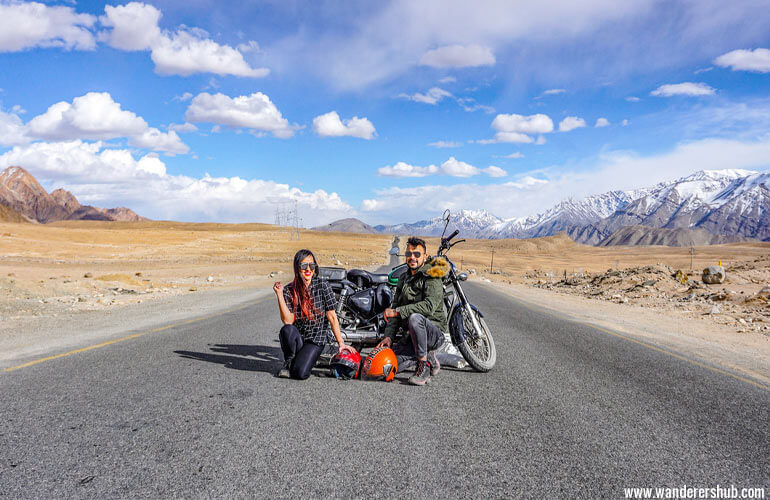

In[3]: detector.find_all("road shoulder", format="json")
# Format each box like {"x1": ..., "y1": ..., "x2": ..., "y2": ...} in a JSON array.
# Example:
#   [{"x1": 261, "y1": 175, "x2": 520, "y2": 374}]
[
  {"x1": 0, "y1": 286, "x2": 272, "y2": 370},
  {"x1": 479, "y1": 280, "x2": 770, "y2": 387}
]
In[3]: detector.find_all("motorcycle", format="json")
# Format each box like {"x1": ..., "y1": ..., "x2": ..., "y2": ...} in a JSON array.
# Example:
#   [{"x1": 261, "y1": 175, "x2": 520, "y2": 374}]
[{"x1": 320, "y1": 209, "x2": 497, "y2": 372}]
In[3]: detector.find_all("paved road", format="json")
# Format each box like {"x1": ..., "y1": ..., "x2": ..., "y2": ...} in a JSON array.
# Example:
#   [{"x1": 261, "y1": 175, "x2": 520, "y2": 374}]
[{"x1": 1, "y1": 281, "x2": 768, "y2": 499}]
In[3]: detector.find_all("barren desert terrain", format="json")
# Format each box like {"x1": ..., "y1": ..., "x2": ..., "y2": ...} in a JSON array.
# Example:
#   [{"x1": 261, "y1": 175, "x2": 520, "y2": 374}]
[{"x1": 1, "y1": 221, "x2": 769, "y2": 382}]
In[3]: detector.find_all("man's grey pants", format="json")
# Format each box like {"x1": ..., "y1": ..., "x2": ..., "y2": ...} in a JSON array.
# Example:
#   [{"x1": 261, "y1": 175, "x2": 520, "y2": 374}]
[{"x1": 393, "y1": 313, "x2": 445, "y2": 364}]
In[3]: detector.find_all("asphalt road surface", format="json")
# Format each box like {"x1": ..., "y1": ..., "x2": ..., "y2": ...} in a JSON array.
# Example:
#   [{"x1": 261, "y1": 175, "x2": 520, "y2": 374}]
[{"x1": 2, "y1": 281, "x2": 768, "y2": 499}]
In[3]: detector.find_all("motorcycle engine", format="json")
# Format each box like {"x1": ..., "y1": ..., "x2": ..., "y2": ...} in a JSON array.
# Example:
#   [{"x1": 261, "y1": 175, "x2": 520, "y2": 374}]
[
  {"x1": 348, "y1": 288, "x2": 375, "y2": 317},
  {"x1": 347, "y1": 284, "x2": 393, "y2": 318}
]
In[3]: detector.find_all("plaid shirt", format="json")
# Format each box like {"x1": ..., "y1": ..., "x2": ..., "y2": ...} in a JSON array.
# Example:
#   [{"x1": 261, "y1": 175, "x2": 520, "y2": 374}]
[{"x1": 283, "y1": 277, "x2": 337, "y2": 345}]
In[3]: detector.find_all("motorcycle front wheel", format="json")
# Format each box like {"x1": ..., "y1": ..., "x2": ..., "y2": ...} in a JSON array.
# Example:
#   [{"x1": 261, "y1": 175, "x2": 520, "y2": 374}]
[{"x1": 451, "y1": 306, "x2": 496, "y2": 372}]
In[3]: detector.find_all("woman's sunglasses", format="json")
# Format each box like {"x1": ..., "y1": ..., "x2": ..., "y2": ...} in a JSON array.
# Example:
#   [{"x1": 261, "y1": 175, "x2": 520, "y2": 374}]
[{"x1": 299, "y1": 262, "x2": 317, "y2": 271}]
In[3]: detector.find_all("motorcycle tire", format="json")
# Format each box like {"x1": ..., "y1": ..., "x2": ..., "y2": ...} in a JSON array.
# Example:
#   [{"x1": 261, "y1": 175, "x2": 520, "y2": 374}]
[{"x1": 451, "y1": 306, "x2": 496, "y2": 372}]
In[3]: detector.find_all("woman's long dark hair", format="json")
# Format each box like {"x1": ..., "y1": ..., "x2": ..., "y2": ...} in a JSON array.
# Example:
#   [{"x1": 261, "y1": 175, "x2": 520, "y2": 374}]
[{"x1": 291, "y1": 249, "x2": 320, "y2": 320}]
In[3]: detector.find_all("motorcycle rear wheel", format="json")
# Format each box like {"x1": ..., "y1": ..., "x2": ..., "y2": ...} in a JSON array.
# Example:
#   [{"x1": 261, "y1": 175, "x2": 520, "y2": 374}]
[{"x1": 452, "y1": 306, "x2": 496, "y2": 372}]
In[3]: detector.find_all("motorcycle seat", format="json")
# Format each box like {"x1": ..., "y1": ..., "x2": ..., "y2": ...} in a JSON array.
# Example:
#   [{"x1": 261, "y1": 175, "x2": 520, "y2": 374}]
[{"x1": 347, "y1": 269, "x2": 389, "y2": 287}]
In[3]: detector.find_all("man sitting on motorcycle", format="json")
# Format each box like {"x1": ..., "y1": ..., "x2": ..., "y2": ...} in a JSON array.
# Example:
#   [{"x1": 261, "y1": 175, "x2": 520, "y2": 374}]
[{"x1": 376, "y1": 236, "x2": 449, "y2": 386}]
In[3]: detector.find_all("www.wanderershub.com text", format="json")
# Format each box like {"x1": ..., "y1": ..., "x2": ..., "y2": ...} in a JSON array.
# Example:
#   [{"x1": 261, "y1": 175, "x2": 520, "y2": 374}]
[{"x1": 624, "y1": 485, "x2": 765, "y2": 499}]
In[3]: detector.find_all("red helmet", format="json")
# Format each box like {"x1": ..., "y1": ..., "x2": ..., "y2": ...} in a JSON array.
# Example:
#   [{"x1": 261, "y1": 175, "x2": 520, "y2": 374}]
[
  {"x1": 362, "y1": 347, "x2": 398, "y2": 382},
  {"x1": 331, "y1": 350, "x2": 362, "y2": 379}
]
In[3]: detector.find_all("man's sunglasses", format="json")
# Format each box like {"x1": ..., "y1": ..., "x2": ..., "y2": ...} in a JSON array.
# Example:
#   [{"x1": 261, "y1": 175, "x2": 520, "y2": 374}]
[
  {"x1": 405, "y1": 251, "x2": 422, "y2": 258},
  {"x1": 300, "y1": 263, "x2": 317, "y2": 270}
]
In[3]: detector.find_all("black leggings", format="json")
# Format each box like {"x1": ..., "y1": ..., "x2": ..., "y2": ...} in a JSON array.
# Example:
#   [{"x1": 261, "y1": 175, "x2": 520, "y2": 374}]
[{"x1": 279, "y1": 324, "x2": 323, "y2": 380}]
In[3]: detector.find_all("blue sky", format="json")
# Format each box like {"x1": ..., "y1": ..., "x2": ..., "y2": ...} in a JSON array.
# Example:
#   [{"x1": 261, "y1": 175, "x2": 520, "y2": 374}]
[{"x1": 1, "y1": 0, "x2": 769, "y2": 225}]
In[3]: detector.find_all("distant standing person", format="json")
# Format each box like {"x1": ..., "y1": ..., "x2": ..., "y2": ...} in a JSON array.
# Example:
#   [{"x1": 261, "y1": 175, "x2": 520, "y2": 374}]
[{"x1": 273, "y1": 249, "x2": 357, "y2": 379}]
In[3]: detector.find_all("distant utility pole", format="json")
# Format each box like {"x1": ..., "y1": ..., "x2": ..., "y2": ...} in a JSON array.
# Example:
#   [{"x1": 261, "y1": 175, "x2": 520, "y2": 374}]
[
  {"x1": 690, "y1": 246, "x2": 695, "y2": 271},
  {"x1": 272, "y1": 200, "x2": 301, "y2": 240},
  {"x1": 489, "y1": 248, "x2": 495, "y2": 273}
]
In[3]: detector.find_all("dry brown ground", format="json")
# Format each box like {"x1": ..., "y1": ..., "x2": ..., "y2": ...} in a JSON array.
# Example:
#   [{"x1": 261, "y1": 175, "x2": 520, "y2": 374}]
[
  {"x1": 3, "y1": 221, "x2": 770, "y2": 337},
  {"x1": 412, "y1": 233, "x2": 770, "y2": 281},
  {"x1": 0, "y1": 220, "x2": 393, "y2": 318},
  {"x1": 1, "y1": 222, "x2": 768, "y2": 382}
]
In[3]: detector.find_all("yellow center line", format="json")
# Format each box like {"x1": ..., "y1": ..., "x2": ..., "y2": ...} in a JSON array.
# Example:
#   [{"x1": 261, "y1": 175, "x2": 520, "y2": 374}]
[{"x1": 4, "y1": 295, "x2": 270, "y2": 373}]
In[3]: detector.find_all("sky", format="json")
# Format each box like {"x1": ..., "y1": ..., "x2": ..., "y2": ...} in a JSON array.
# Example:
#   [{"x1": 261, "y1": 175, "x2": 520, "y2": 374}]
[{"x1": 0, "y1": 0, "x2": 769, "y2": 226}]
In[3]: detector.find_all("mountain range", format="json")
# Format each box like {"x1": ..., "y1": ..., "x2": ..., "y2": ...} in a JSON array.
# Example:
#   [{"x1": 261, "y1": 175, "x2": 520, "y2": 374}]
[
  {"x1": 0, "y1": 166, "x2": 146, "y2": 223},
  {"x1": 327, "y1": 169, "x2": 768, "y2": 246}
]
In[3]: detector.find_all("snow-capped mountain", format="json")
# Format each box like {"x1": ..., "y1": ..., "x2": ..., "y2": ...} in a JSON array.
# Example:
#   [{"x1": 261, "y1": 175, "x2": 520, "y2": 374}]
[
  {"x1": 374, "y1": 209, "x2": 503, "y2": 237},
  {"x1": 327, "y1": 169, "x2": 770, "y2": 245},
  {"x1": 479, "y1": 189, "x2": 652, "y2": 241},
  {"x1": 592, "y1": 169, "x2": 762, "y2": 242}
]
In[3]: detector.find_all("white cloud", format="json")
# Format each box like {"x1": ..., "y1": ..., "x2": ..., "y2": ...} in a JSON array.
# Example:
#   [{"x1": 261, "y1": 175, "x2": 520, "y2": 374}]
[
  {"x1": 130, "y1": 128, "x2": 189, "y2": 155},
  {"x1": 151, "y1": 29, "x2": 268, "y2": 78},
  {"x1": 536, "y1": 88, "x2": 566, "y2": 99},
  {"x1": 312, "y1": 111, "x2": 376, "y2": 139},
  {"x1": 438, "y1": 76, "x2": 456, "y2": 84},
  {"x1": 27, "y1": 92, "x2": 147, "y2": 141},
  {"x1": 237, "y1": 40, "x2": 260, "y2": 53},
  {"x1": 0, "y1": 109, "x2": 29, "y2": 146},
  {"x1": 486, "y1": 113, "x2": 554, "y2": 143},
  {"x1": 457, "y1": 98, "x2": 495, "y2": 114},
  {"x1": 622, "y1": 119, "x2": 630, "y2": 126},
  {"x1": 378, "y1": 161, "x2": 439, "y2": 178},
  {"x1": 714, "y1": 48, "x2": 770, "y2": 73},
  {"x1": 428, "y1": 141, "x2": 461, "y2": 148},
  {"x1": 651, "y1": 82, "x2": 716, "y2": 97},
  {"x1": 495, "y1": 152, "x2": 523, "y2": 159},
  {"x1": 99, "y1": 2, "x2": 161, "y2": 51},
  {"x1": 694, "y1": 67, "x2": 713, "y2": 75},
  {"x1": 441, "y1": 157, "x2": 479, "y2": 177},
  {"x1": 185, "y1": 92, "x2": 297, "y2": 138},
  {"x1": 22, "y1": 92, "x2": 188, "y2": 154},
  {"x1": 558, "y1": 116, "x2": 587, "y2": 132},
  {"x1": 535, "y1": 135, "x2": 547, "y2": 145},
  {"x1": 99, "y1": 2, "x2": 268, "y2": 78},
  {"x1": 595, "y1": 117, "x2": 610, "y2": 128},
  {"x1": 378, "y1": 157, "x2": 480, "y2": 178},
  {"x1": 0, "y1": 1, "x2": 96, "y2": 52},
  {"x1": 174, "y1": 92, "x2": 193, "y2": 102},
  {"x1": 0, "y1": 140, "x2": 351, "y2": 224},
  {"x1": 626, "y1": 96, "x2": 641, "y2": 102},
  {"x1": 360, "y1": 136, "x2": 770, "y2": 222},
  {"x1": 420, "y1": 44, "x2": 495, "y2": 68},
  {"x1": 399, "y1": 87, "x2": 452, "y2": 105},
  {"x1": 483, "y1": 166, "x2": 507, "y2": 177},
  {"x1": 168, "y1": 122, "x2": 198, "y2": 133}
]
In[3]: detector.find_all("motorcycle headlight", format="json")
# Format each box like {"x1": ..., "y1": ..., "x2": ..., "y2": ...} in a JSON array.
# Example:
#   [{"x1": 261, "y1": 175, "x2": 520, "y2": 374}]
[{"x1": 458, "y1": 272, "x2": 468, "y2": 281}]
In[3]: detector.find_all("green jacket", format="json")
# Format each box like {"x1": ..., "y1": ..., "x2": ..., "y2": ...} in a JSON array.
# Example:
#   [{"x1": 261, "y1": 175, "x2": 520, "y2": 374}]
[{"x1": 384, "y1": 257, "x2": 449, "y2": 341}]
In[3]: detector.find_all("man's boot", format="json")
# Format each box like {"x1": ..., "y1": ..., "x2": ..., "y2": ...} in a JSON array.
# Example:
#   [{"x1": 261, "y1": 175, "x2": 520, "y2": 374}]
[
  {"x1": 427, "y1": 350, "x2": 440, "y2": 376},
  {"x1": 408, "y1": 359, "x2": 431, "y2": 386}
]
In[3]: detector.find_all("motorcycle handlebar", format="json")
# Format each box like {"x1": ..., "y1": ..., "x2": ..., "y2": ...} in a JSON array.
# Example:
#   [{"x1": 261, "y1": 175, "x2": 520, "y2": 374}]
[{"x1": 446, "y1": 229, "x2": 460, "y2": 241}]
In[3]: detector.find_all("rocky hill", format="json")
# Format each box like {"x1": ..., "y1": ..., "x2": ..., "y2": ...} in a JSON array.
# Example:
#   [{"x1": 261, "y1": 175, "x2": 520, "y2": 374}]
[
  {"x1": 0, "y1": 166, "x2": 147, "y2": 223},
  {"x1": 312, "y1": 218, "x2": 379, "y2": 234},
  {"x1": 0, "y1": 202, "x2": 28, "y2": 223},
  {"x1": 367, "y1": 169, "x2": 769, "y2": 246},
  {"x1": 599, "y1": 225, "x2": 747, "y2": 247},
  {"x1": 375, "y1": 209, "x2": 503, "y2": 237}
]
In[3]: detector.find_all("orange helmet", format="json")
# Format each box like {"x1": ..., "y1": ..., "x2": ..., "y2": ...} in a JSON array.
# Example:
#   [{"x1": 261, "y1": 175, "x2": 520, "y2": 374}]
[{"x1": 362, "y1": 347, "x2": 398, "y2": 382}]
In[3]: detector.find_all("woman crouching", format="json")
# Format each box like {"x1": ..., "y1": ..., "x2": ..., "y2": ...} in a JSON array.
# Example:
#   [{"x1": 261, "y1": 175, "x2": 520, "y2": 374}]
[{"x1": 273, "y1": 249, "x2": 356, "y2": 379}]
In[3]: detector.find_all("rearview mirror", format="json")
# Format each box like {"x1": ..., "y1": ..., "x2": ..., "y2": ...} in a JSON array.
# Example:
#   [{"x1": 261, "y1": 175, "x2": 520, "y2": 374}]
[{"x1": 389, "y1": 247, "x2": 400, "y2": 256}]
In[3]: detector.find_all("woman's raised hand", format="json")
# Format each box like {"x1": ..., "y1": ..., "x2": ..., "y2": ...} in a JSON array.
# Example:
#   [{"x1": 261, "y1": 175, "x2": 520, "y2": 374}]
[
  {"x1": 338, "y1": 343, "x2": 357, "y2": 355},
  {"x1": 273, "y1": 282, "x2": 283, "y2": 295}
]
